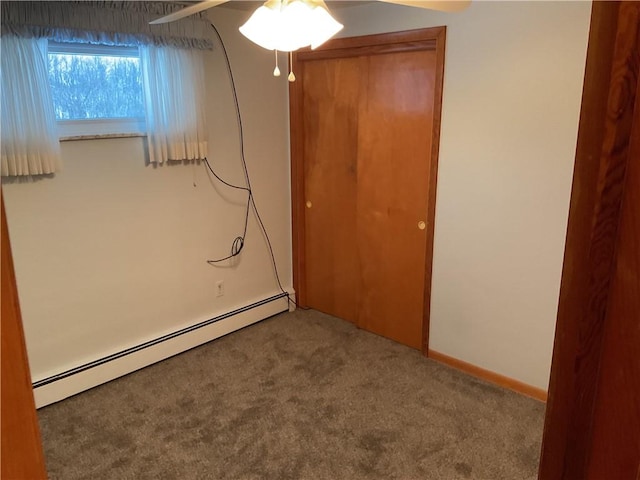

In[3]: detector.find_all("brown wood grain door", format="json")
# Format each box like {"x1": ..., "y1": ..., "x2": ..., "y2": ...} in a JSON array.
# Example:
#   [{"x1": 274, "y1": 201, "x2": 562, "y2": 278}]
[
  {"x1": 356, "y1": 50, "x2": 435, "y2": 349},
  {"x1": 584, "y1": 61, "x2": 640, "y2": 480},
  {"x1": 291, "y1": 28, "x2": 445, "y2": 351},
  {"x1": 303, "y1": 55, "x2": 363, "y2": 324}
]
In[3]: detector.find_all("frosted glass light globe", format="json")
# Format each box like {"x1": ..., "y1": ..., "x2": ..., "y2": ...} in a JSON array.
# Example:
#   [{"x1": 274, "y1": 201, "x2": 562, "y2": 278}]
[{"x1": 239, "y1": 0, "x2": 344, "y2": 52}]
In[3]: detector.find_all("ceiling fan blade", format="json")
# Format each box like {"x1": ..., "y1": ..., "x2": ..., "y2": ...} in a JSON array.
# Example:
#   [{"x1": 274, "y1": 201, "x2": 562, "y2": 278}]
[
  {"x1": 376, "y1": 0, "x2": 471, "y2": 13},
  {"x1": 149, "y1": 0, "x2": 231, "y2": 25}
]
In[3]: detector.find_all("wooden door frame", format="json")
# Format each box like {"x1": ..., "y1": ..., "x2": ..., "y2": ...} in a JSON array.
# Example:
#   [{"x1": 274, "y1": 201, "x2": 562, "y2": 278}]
[
  {"x1": 538, "y1": 1, "x2": 640, "y2": 478},
  {"x1": 289, "y1": 27, "x2": 446, "y2": 355}
]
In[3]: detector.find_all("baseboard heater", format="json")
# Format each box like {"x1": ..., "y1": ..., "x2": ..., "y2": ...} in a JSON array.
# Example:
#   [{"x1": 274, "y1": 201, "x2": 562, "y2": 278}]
[{"x1": 33, "y1": 293, "x2": 290, "y2": 408}]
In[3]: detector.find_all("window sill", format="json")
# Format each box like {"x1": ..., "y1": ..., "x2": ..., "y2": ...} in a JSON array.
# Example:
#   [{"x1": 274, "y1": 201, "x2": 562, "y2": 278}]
[{"x1": 59, "y1": 133, "x2": 147, "y2": 142}]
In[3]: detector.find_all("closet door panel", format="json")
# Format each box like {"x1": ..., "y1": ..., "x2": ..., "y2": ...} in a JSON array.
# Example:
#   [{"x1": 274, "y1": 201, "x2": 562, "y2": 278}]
[
  {"x1": 302, "y1": 56, "x2": 363, "y2": 322},
  {"x1": 356, "y1": 50, "x2": 436, "y2": 349}
]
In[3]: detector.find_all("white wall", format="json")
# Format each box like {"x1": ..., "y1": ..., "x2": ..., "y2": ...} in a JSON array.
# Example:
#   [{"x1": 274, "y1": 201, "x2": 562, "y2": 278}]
[
  {"x1": 334, "y1": 1, "x2": 591, "y2": 389},
  {"x1": 2, "y1": 8, "x2": 292, "y2": 393}
]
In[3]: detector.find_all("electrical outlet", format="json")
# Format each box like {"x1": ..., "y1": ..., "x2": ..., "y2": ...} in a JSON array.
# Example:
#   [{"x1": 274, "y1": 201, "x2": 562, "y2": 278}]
[{"x1": 215, "y1": 280, "x2": 224, "y2": 297}]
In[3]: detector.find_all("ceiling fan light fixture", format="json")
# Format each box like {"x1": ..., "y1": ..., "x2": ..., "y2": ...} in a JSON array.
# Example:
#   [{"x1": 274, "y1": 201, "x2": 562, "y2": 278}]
[
  {"x1": 307, "y1": 4, "x2": 344, "y2": 49},
  {"x1": 239, "y1": 0, "x2": 343, "y2": 52}
]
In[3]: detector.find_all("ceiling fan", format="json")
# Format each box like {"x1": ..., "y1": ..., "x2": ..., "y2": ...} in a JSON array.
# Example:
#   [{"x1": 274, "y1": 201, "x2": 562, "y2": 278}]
[{"x1": 151, "y1": 0, "x2": 469, "y2": 79}]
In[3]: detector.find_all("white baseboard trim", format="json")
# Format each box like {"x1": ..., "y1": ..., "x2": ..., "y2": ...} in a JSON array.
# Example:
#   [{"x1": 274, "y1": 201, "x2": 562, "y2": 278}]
[{"x1": 34, "y1": 292, "x2": 291, "y2": 408}]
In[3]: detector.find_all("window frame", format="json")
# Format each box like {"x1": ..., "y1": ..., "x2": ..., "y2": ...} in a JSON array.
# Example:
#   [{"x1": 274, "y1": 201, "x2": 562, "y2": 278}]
[{"x1": 47, "y1": 41, "x2": 146, "y2": 139}]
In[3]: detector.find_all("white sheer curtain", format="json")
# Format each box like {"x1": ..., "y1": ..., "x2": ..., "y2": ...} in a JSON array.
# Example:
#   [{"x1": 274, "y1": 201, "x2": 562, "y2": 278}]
[
  {"x1": 140, "y1": 45, "x2": 208, "y2": 164},
  {"x1": 1, "y1": 35, "x2": 61, "y2": 176}
]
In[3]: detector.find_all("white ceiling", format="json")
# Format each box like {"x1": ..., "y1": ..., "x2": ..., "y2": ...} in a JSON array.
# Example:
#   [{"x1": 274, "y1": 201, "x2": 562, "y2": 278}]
[{"x1": 177, "y1": 1, "x2": 370, "y2": 12}]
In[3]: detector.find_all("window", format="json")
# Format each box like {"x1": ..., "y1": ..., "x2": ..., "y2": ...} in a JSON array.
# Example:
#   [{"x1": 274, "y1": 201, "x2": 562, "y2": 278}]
[{"x1": 47, "y1": 42, "x2": 145, "y2": 137}]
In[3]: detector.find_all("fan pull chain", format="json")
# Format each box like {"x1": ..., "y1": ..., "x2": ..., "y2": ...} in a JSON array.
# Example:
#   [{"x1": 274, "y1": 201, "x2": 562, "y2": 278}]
[
  {"x1": 273, "y1": 49, "x2": 281, "y2": 77},
  {"x1": 288, "y1": 51, "x2": 296, "y2": 82}
]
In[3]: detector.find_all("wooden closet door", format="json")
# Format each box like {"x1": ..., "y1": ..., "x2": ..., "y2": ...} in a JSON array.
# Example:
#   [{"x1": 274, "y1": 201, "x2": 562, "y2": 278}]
[
  {"x1": 293, "y1": 28, "x2": 445, "y2": 352},
  {"x1": 356, "y1": 50, "x2": 436, "y2": 349},
  {"x1": 302, "y1": 56, "x2": 364, "y2": 323}
]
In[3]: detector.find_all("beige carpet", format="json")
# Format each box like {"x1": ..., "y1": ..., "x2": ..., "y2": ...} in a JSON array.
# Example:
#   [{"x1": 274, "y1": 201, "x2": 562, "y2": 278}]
[{"x1": 38, "y1": 309, "x2": 545, "y2": 479}]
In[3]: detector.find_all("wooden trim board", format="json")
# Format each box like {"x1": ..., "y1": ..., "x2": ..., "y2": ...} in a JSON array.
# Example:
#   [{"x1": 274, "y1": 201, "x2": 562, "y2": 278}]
[{"x1": 428, "y1": 349, "x2": 547, "y2": 402}]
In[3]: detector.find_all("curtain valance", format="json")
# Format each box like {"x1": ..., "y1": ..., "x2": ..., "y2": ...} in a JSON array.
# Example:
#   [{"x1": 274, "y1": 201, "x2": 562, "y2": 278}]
[{"x1": 1, "y1": 1, "x2": 214, "y2": 50}]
